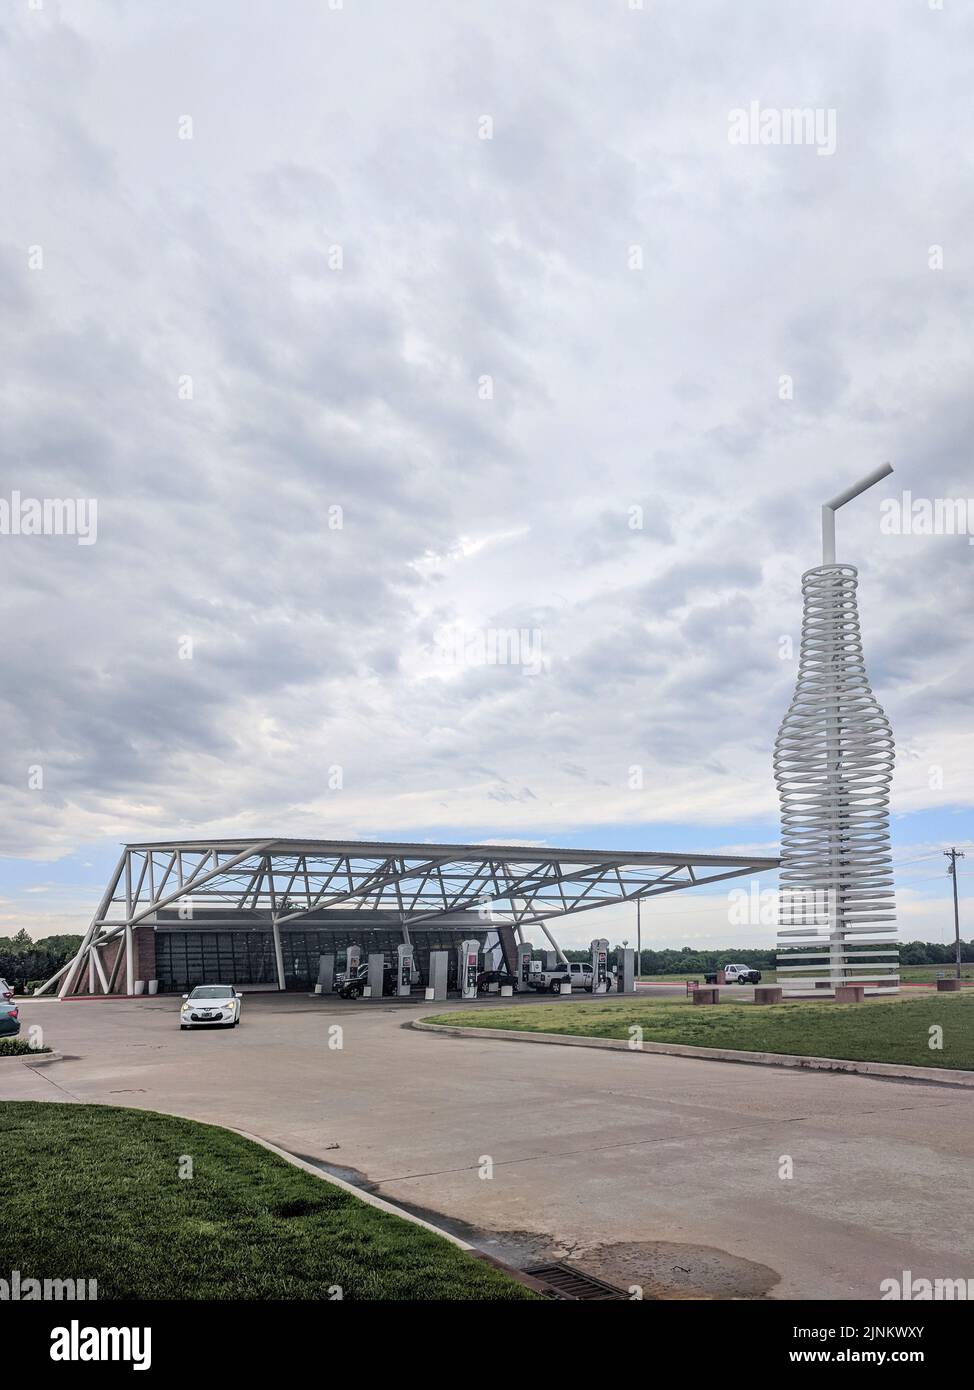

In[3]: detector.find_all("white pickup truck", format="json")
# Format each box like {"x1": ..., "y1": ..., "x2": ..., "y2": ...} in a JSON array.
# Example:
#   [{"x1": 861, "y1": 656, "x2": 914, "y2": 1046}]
[
  {"x1": 526, "y1": 961, "x2": 599, "y2": 994},
  {"x1": 721, "y1": 963, "x2": 762, "y2": 984}
]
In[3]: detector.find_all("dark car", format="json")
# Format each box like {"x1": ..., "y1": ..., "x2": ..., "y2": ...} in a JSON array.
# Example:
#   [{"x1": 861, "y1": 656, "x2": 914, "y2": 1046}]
[
  {"x1": 0, "y1": 1002, "x2": 21, "y2": 1037},
  {"x1": 338, "y1": 964, "x2": 397, "y2": 999},
  {"x1": 476, "y1": 969, "x2": 518, "y2": 995}
]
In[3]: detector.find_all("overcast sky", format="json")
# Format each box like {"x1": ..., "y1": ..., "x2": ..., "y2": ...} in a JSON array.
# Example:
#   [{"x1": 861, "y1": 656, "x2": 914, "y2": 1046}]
[{"x1": 1, "y1": 1, "x2": 971, "y2": 949}]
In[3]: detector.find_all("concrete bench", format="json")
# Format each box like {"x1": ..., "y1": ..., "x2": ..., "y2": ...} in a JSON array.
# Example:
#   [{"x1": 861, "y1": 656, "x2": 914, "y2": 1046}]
[
  {"x1": 692, "y1": 986, "x2": 720, "y2": 1005},
  {"x1": 937, "y1": 978, "x2": 963, "y2": 992},
  {"x1": 834, "y1": 984, "x2": 865, "y2": 1003},
  {"x1": 753, "y1": 986, "x2": 783, "y2": 1005}
]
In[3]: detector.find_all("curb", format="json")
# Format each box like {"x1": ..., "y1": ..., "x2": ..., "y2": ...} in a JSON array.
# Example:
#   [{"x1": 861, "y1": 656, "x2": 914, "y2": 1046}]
[
  {"x1": 231, "y1": 1128, "x2": 476, "y2": 1248},
  {"x1": 411, "y1": 1021, "x2": 974, "y2": 1089},
  {"x1": 0, "y1": 1050, "x2": 62, "y2": 1066},
  {"x1": 229, "y1": 1128, "x2": 549, "y2": 1297}
]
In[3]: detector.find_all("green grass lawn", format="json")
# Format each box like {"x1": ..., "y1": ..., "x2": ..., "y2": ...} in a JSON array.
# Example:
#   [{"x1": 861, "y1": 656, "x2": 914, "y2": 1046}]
[
  {"x1": 425, "y1": 993, "x2": 974, "y2": 1070},
  {"x1": 637, "y1": 971, "x2": 731, "y2": 983},
  {"x1": 0, "y1": 1102, "x2": 536, "y2": 1300},
  {"x1": 637, "y1": 967, "x2": 972, "y2": 985},
  {"x1": 901, "y1": 965, "x2": 974, "y2": 984}
]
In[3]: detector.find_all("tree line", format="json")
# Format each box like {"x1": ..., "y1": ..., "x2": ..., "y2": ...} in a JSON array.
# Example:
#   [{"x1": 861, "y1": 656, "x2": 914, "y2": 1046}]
[
  {"x1": 0, "y1": 930, "x2": 84, "y2": 993},
  {"x1": 563, "y1": 942, "x2": 974, "y2": 974}
]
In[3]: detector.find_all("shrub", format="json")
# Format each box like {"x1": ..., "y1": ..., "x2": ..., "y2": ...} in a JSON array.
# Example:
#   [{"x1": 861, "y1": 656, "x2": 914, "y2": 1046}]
[{"x1": 0, "y1": 1038, "x2": 51, "y2": 1057}]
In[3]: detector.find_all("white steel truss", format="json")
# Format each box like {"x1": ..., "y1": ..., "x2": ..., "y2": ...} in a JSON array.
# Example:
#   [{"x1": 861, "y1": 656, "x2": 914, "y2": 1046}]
[{"x1": 39, "y1": 838, "x2": 779, "y2": 997}]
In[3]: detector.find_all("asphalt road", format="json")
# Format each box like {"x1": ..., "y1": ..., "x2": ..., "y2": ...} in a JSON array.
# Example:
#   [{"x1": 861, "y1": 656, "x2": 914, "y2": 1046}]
[{"x1": 4, "y1": 991, "x2": 972, "y2": 1300}]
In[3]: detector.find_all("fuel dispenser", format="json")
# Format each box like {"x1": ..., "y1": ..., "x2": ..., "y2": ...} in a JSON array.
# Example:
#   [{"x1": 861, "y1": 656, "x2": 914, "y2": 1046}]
[
  {"x1": 517, "y1": 944, "x2": 534, "y2": 992},
  {"x1": 396, "y1": 943, "x2": 414, "y2": 997},
  {"x1": 459, "y1": 939, "x2": 480, "y2": 1000},
  {"x1": 591, "y1": 937, "x2": 609, "y2": 993},
  {"x1": 345, "y1": 945, "x2": 361, "y2": 979}
]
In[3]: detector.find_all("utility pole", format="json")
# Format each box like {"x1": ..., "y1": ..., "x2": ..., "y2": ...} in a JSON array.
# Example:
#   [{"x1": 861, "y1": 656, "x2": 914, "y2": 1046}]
[{"x1": 945, "y1": 848, "x2": 965, "y2": 981}]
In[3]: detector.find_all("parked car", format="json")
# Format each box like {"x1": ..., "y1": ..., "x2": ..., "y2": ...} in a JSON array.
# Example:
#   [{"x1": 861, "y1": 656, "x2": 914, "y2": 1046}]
[
  {"x1": 0, "y1": 1001, "x2": 21, "y2": 1037},
  {"x1": 179, "y1": 984, "x2": 242, "y2": 1029},
  {"x1": 526, "y1": 961, "x2": 598, "y2": 994},
  {"x1": 476, "y1": 969, "x2": 518, "y2": 995},
  {"x1": 0, "y1": 979, "x2": 14, "y2": 1003},
  {"x1": 705, "y1": 963, "x2": 762, "y2": 985},
  {"x1": 337, "y1": 963, "x2": 397, "y2": 999}
]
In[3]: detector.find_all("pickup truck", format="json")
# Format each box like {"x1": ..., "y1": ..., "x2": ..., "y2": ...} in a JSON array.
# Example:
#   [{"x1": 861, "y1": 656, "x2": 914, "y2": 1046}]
[
  {"x1": 335, "y1": 962, "x2": 397, "y2": 999},
  {"x1": 526, "y1": 961, "x2": 599, "y2": 994},
  {"x1": 711, "y1": 963, "x2": 762, "y2": 985}
]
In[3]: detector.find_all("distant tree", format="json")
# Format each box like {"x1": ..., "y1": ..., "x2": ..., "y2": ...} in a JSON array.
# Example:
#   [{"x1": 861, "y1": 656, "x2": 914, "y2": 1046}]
[
  {"x1": 0, "y1": 933, "x2": 84, "y2": 993},
  {"x1": 36, "y1": 934, "x2": 83, "y2": 956},
  {"x1": 899, "y1": 941, "x2": 929, "y2": 965}
]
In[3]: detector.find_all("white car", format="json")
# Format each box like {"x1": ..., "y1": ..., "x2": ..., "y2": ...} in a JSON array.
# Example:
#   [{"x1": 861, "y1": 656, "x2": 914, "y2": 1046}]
[
  {"x1": 180, "y1": 984, "x2": 242, "y2": 1029},
  {"x1": 0, "y1": 978, "x2": 14, "y2": 1003}
]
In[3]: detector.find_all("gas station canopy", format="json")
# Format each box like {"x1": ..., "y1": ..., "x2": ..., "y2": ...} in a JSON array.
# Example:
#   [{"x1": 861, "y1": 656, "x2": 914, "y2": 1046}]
[{"x1": 40, "y1": 837, "x2": 780, "y2": 998}]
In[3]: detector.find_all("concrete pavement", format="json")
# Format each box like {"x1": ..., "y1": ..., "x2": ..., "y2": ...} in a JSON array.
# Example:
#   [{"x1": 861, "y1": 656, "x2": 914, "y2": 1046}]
[{"x1": 3, "y1": 991, "x2": 972, "y2": 1300}]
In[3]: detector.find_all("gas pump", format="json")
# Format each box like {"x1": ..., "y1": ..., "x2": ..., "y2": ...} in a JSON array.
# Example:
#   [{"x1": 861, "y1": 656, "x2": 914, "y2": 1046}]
[
  {"x1": 516, "y1": 944, "x2": 534, "y2": 992},
  {"x1": 591, "y1": 937, "x2": 609, "y2": 993},
  {"x1": 459, "y1": 940, "x2": 480, "y2": 1000},
  {"x1": 345, "y1": 945, "x2": 361, "y2": 980},
  {"x1": 396, "y1": 943, "x2": 414, "y2": 997}
]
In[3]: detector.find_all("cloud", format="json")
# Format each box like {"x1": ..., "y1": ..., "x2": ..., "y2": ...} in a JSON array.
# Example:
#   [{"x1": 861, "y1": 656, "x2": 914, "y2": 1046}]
[{"x1": 0, "y1": 0, "x2": 970, "y2": 886}]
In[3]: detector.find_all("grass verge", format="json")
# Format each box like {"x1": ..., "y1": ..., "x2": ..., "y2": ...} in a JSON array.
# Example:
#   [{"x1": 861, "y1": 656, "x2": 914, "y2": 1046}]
[
  {"x1": 0, "y1": 1101, "x2": 537, "y2": 1300},
  {"x1": 424, "y1": 994, "x2": 974, "y2": 1070},
  {"x1": 636, "y1": 967, "x2": 973, "y2": 985}
]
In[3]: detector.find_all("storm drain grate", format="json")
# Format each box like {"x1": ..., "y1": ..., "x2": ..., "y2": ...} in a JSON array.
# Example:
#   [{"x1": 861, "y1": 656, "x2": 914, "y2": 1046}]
[{"x1": 524, "y1": 1261, "x2": 629, "y2": 1301}]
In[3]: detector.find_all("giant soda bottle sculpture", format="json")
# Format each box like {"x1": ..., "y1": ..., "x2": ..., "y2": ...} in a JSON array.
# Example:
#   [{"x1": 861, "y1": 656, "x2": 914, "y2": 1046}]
[{"x1": 774, "y1": 465, "x2": 897, "y2": 996}]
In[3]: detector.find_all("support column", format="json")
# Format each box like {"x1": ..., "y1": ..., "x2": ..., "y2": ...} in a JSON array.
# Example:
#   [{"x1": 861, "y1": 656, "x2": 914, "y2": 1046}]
[
  {"x1": 271, "y1": 920, "x2": 286, "y2": 991},
  {"x1": 367, "y1": 952, "x2": 385, "y2": 999},
  {"x1": 90, "y1": 946, "x2": 109, "y2": 995},
  {"x1": 316, "y1": 953, "x2": 335, "y2": 995},
  {"x1": 537, "y1": 920, "x2": 570, "y2": 966},
  {"x1": 58, "y1": 850, "x2": 127, "y2": 998},
  {"x1": 428, "y1": 950, "x2": 449, "y2": 1001},
  {"x1": 125, "y1": 923, "x2": 135, "y2": 996}
]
